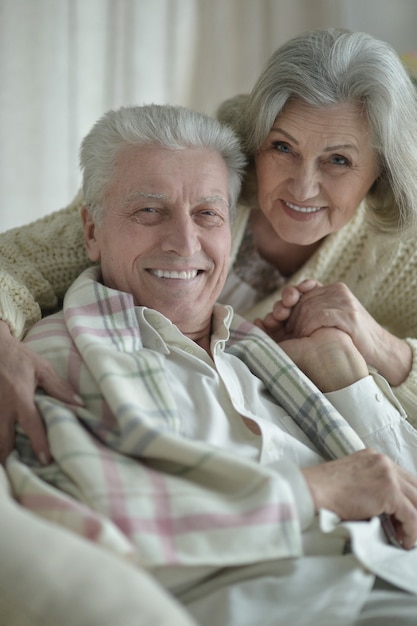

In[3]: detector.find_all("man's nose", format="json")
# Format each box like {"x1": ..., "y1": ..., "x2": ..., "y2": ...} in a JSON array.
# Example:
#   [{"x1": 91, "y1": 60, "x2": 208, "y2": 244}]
[{"x1": 161, "y1": 215, "x2": 201, "y2": 256}]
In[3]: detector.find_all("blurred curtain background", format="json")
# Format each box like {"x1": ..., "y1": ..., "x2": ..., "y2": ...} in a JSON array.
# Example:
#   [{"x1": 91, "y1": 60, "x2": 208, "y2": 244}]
[{"x1": 1, "y1": 0, "x2": 416, "y2": 230}]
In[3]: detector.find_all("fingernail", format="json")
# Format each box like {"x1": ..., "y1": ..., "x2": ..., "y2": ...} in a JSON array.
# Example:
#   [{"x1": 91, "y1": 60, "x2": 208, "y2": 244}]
[{"x1": 38, "y1": 452, "x2": 48, "y2": 466}]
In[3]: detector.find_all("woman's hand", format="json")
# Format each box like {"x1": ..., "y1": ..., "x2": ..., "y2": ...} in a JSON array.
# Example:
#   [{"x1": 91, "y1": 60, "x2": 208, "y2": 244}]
[
  {"x1": 0, "y1": 321, "x2": 82, "y2": 464},
  {"x1": 256, "y1": 280, "x2": 412, "y2": 387},
  {"x1": 255, "y1": 279, "x2": 319, "y2": 341}
]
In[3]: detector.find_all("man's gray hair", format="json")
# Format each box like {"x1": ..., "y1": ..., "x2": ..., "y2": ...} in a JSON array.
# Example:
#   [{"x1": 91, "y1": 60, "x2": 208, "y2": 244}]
[
  {"x1": 218, "y1": 28, "x2": 417, "y2": 234},
  {"x1": 80, "y1": 104, "x2": 246, "y2": 224}
]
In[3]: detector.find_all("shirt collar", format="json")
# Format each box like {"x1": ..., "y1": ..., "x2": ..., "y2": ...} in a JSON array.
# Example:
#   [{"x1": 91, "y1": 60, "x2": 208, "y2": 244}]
[{"x1": 135, "y1": 303, "x2": 234, "y2": 353}]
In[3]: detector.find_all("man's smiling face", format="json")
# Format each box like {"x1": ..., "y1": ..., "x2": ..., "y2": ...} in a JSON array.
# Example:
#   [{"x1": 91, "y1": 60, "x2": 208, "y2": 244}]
[{"x1": 82, "y1": 143, "x2": 232, "y2": 336}]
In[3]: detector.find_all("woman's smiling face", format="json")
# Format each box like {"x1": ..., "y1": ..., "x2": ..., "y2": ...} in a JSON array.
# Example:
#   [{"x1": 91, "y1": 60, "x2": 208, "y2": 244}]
[{"x1": 254, "y1": 99, "x2": 380, "y2": 245}]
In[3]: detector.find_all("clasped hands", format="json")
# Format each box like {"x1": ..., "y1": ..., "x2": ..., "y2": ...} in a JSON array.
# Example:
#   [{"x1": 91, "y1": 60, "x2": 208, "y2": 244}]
[{"x1": 255, "y1": 279, "x2": 413, "y2": 388}]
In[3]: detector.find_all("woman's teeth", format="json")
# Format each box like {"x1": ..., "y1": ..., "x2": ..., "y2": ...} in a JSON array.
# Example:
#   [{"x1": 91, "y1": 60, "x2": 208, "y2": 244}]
[{"x1": 285, "y1": 201, "x2": 322, "y2": 213}]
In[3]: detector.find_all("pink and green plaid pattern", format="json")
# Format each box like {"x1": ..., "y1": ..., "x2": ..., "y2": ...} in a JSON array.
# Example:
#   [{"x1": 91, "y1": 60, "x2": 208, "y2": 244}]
[{"x1": 8, "y1": 266, "x2": 366, "y2": 586}]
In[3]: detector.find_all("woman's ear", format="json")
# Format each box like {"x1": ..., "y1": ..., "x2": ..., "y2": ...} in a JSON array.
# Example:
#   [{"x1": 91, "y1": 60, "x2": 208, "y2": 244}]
[{"x1": 81, "y1": 206, "x2": 101, "y2": 262}]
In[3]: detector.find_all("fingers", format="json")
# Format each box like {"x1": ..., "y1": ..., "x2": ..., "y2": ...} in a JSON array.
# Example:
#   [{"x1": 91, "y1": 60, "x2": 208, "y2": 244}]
[
  {"x1": 0, "y1": 331, "x2": 82, "y2": 466},
  {"x1": 359, "y1": 456, "x2": 417, "y2": 550},
  {"x1": 0, "y1": 411, "x2": 15, "y2": 464},
  {"x1": 263, "y1": 311, "x2": 285, "y2": 328},
  {"x1": 271, "y1": 280, "x2": 322, "y2": 328},
  {"x1": 37, "y1": 362, "x2": 83, "y2": 407},
  {"x1": 392, "y1": 503, "x2": 417, "y2": 549},
  {"x1": 303, "y1": 449, "x2": 417, "y2": 549},
  {"x1": 0, "y1": 390, "x2": 50, "y2": 465},
  {"x1": 255, "y1": 315, "x2": 290, "y2": 344},
  {"x1": 29, "y1": 359, "x2": 83, "y2": 464},
  {"x1": 295, "y1": 279, "x2": 322, "y2": 293},
  {"x1": 280, "y1": 286, "x2": 303, "y2": 308},
  {"x1": 280, "y1": 280, "x2": 321, "y2": 307},
  {"x1": 387, "y1": 464, "x2": 417, "y2": 549},
  {"x1": 257, "y1": 280, "x2": 323, "y2": 331},
  {"x1": 253, "y1": 317, "x2": 267, "y2": 331},
  {"x1": 269, "y1": 288, "x2": 302, "y2": 325},
  {"x1": 281, "y1": 282, "x2": 349, "y2": 337},
  {"x1": 15, "y1": 399, "x2": 51, "y2": 465}
]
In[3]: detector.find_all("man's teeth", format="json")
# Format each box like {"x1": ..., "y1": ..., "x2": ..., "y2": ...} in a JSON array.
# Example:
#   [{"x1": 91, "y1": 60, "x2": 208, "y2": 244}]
[
  {"x1": 285, "y1": 201, "x2": 322, "y2": 213},
  {"x1": 152, "y1": 269, "x2": 198, "y2": 279}
]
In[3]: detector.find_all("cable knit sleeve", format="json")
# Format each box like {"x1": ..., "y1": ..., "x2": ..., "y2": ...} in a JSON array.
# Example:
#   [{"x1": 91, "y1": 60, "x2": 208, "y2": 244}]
[{"x1": 0, "y1": 192, "x2": 91, "y2": 338}]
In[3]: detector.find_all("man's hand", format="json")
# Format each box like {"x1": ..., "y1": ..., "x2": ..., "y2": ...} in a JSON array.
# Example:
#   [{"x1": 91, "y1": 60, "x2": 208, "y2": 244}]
[
  {"x1": 303, "y1": 448, "x2": 417, "y2": 549},
  {"x1": 278, "y1": 326, "x2": 369, "y2": 392},
  {"x1": 0, "y1": 321, "x2": 82, "y2": 464}
]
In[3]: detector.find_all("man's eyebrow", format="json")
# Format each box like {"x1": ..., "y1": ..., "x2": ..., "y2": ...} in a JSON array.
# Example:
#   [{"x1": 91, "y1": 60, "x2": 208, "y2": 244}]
[
  {"x1": 126, "y1": 192, "x2": 168, "y2": 203},
  {"x1": 269, "y1": 127, "x2": 358, "y2": 153},
  {"x1": 199, "y1": 195, "x2": 229, "y2": 206},
  {"x1": 124, "y1": 192, "x2": 229, "y2": 208}
]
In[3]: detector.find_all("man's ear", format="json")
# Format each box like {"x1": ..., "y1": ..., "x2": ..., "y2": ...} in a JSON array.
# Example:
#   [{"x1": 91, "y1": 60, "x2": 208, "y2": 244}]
[{"x1": 81, "y1": 205, "x2": 101, "y2": 262}]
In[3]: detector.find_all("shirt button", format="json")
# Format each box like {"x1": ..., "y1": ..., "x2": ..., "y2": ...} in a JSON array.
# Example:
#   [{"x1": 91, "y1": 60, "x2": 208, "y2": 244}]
[{"x1": 375, "y1": 393, "x2": 383, "y2": 403}]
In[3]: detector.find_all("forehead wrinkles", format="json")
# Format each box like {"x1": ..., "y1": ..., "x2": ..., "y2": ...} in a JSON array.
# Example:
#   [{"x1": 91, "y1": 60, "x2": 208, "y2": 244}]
[{"x1": 275, "y1": 102, "x2": 370, "y2": 147}]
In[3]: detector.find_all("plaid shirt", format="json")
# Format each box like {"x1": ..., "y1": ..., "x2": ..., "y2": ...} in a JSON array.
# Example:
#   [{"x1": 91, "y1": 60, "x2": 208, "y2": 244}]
[{"x1": 8, "y1": 266, "x2": 366, "y2": 587}]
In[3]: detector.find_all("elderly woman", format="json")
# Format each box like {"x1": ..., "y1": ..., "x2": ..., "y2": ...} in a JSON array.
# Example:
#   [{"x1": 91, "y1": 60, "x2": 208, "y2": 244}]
[
  {"x1": 218, "y1": 27, "x2": 417, "y2": 417},
  {"x1": 1, "y1": 28, "x2": 417, "y2": 463}
]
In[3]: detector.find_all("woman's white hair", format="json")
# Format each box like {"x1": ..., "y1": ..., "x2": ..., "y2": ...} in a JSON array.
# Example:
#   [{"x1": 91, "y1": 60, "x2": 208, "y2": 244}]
[
  {"x1": 218, "y1": 28, "x2": 417, "y2": 234},
  {"x1": 80, "y1": 104, "x2": 246, "y2": 224}
]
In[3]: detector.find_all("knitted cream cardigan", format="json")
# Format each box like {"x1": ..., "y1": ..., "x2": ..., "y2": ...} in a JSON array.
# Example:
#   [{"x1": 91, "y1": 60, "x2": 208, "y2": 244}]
[{"x1": 1, "y1": 192, "x2": 417, "y2": 421}]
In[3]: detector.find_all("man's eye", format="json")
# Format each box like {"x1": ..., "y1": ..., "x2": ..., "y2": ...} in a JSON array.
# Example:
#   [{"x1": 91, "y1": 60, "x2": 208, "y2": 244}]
[
  {"x1": 196, "y1": 209, "x2": 225, "y2": 226},
  {"x1": 130, "y1": 207, "x2": 162, "y2": 223}
]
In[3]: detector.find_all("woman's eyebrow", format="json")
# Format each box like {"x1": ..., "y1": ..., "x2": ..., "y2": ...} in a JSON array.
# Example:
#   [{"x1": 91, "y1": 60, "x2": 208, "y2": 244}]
[
  {"x1": 323, "y1": 143, "x2": 359, "y2": 154},
  {"x1": 269, "y1": 127, "x2": 298, "y2": 144},
  {"x1": 269, "y1": 127, "x2": 358, "y2": 153}
]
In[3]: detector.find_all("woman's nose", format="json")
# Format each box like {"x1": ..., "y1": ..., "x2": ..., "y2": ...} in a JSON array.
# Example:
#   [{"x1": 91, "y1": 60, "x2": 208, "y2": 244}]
[{"x1": 287, "y1": 162, "x2": 320, "y2": 201}]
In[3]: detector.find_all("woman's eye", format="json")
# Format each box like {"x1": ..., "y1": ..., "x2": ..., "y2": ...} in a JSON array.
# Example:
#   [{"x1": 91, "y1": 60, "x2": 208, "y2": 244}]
[
  {"x1": 272, "y1": 141, "x2": 291, "y2": 154},
  {"x1": 330, "y1": 154, "x2": 350, "y2": 167}
]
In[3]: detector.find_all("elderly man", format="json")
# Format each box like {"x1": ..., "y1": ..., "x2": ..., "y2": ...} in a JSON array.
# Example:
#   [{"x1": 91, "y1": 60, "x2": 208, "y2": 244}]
[{"x1": 6, "y1": 104, "x2": 417, "y2": 626}]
